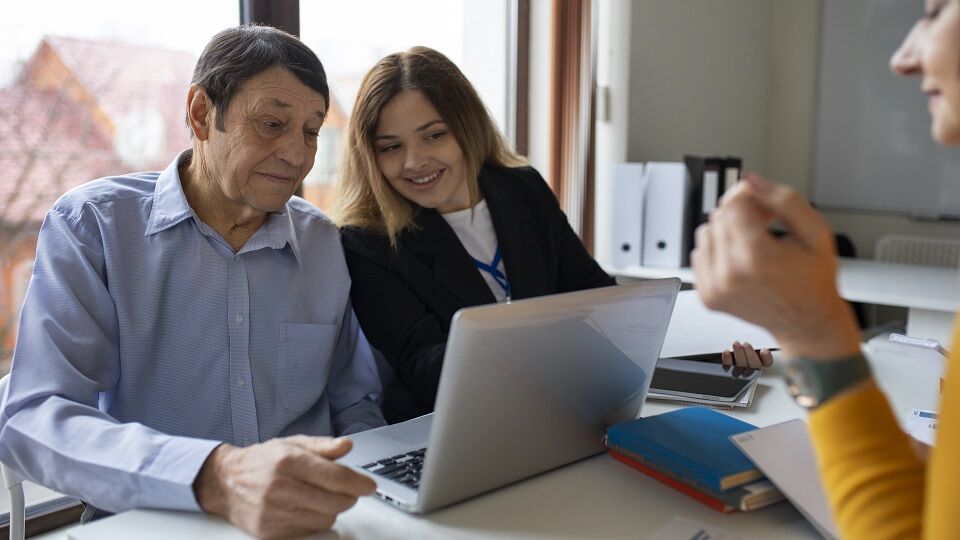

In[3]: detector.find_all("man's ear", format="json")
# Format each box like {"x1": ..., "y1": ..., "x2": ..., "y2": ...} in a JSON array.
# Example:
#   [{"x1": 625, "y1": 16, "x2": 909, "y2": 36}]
[{"x1": 186, "y1": 85, "x2": 213, "y2": 141}]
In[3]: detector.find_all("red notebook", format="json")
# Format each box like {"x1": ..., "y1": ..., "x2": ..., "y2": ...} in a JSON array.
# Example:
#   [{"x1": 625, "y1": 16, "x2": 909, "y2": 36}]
[{"x1": 610, "y1": 450, "x2": 735, "y2": 513}]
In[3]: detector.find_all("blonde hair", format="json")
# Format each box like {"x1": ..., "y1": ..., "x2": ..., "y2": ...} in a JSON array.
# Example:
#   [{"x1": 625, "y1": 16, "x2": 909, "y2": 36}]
[{"x1": 333, "y1": 46, "x2": 526, "y2": 245}]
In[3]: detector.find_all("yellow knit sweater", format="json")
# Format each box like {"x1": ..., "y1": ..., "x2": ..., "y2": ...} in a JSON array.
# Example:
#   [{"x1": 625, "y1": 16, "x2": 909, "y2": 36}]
[{"x1": 809, "y1": 318, "x2": 960, "y2": 539}]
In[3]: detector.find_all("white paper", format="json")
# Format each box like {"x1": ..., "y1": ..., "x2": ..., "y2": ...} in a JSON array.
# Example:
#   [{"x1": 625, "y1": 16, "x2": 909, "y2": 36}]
[
  {"x1": 905, "y1": 408, "x2": 939, "y2": 446},
  {"x1": 648, "y1": 516, "x2": 746, "y2": 540},
  {"x1": 730, "y1": 419, "x2": 838, "y2": 540},
  {"x1": 661, "y1": 291, "x2": 778, "y2": 358}
]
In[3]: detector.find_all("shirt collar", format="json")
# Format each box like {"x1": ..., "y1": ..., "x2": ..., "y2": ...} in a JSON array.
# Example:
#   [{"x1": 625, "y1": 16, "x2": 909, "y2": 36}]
[
  {"x1": 145, "y1": 149, "x2": 200, "y2": 236},
  {"x1": 238, "y1": 205, "x2": 303, "y2": 265},
  {"x1": 144, "y1": 149, "x2": 303, "y2": 265}
]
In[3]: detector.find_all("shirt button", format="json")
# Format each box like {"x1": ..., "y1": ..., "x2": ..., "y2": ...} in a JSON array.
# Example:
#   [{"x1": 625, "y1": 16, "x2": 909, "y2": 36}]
[
  {"x1": 235, "y1": 313, "x2": 245, "y2": 324},
  {"x1": 238, "y1": 377, "x2": 246, "y2": 388}
]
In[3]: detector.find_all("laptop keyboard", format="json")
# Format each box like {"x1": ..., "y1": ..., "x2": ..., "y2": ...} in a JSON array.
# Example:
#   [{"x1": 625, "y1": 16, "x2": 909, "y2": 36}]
[{"x1": 361, "y1": 448, "x2": 426, "y2": 490}]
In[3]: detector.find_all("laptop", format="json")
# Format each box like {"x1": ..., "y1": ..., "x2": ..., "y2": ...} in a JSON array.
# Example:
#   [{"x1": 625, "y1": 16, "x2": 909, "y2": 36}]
[{"x1": 340, "y1": 278, "x2": 681, "y2": 513}]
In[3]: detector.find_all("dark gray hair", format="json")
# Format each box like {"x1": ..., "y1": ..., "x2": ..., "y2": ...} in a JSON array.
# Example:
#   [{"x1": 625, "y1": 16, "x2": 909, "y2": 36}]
[{"x1": 190, "y1": 25, "x2": 329, "y2": 131}]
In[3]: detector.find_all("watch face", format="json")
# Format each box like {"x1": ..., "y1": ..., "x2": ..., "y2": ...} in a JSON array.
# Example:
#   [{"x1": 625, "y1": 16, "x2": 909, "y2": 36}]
[{"x1": 787, "y1": 363, "x2": 820, "y2": 409}]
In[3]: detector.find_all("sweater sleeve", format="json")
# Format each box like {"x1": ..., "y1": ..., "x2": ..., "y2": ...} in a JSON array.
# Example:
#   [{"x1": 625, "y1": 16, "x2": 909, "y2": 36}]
[
  {"x1": 810, "y1": 314, "x2": 960, "y2": 540},
  {"x1": 809, "y1": 383, "x2": 925, "y2": 539},
  {"x1": 924, "y1": 316, "x2": 960, "y2": 539}
]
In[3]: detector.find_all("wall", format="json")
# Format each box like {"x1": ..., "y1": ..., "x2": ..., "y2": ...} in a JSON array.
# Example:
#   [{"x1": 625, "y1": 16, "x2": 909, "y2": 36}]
[
  {"x1": 762, "y1": 0, "x2": 819, "y2": 194},
  {"x1": 626, "y1": 1, "x2": 772, "y2": 171}
]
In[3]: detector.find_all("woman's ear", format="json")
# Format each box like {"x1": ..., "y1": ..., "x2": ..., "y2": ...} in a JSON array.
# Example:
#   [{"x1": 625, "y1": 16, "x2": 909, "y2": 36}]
[{"x1": 186, "y1": 85, "x2": 213, "y2": 141}]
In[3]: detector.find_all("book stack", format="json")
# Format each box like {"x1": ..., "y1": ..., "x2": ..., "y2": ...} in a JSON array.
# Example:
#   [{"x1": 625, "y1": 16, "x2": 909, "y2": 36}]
[{"x1": 605, "y1": 407, "x2": 783, "y2": 513}]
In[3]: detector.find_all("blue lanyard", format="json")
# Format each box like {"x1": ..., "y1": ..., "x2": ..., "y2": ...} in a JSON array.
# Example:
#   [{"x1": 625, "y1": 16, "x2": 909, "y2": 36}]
[{"x1": 472, "y1": 245, "x2": 511, "y2": 301}]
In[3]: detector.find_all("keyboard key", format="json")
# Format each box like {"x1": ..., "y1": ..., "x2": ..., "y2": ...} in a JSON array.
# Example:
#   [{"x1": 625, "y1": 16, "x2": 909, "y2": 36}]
[
  {"x1": 383, "y1": 470, "x2": 408, "y2": 480},
  {"x1": 376, "y1": 464, "x2": 406, "y2": 477},
  {"x1": 366, "y1": 447, "x2": 427, "y2": 487}
]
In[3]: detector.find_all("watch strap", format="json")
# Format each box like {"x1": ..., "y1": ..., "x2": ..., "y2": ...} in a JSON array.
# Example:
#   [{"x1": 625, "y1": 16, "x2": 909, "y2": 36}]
[{"x1": 789, "y1": 354, "x2": 871, "y2": 409}]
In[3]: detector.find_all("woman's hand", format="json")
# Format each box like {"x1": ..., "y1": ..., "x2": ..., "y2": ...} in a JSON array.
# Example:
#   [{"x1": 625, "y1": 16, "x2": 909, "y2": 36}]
[
  {"x1": 721, "y1": 341, "x2": 774, "y2": 372},
  {"x1": 691, "y1": 173, "x2": 861, "y2": 361}
]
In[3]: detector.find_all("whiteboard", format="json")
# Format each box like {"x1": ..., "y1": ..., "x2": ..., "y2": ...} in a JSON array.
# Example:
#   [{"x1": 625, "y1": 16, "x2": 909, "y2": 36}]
[{"x1": 812, "y1": 0, "x2": 960, "y2": 218}]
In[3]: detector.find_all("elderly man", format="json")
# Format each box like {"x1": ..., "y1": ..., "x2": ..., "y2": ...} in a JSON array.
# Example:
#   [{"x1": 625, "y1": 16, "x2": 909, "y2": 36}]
[{"x1": 0, "y1": 26, "x2": 383, "y2": 538}]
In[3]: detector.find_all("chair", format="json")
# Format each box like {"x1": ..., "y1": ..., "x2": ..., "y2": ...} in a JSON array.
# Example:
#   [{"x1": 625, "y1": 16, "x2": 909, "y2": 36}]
[
  {"x1": 875, "y1": 234, "x2": 960, "y2": 268},
  {"x1": 860, "y1": 234, "x2": 960, "y2": 339},
  {"x1": 835, "y1": 233, "x2": 867, "y2": 328},
  {"x1": 0, "y1": 374, "x2": 24, "y2": 540}
]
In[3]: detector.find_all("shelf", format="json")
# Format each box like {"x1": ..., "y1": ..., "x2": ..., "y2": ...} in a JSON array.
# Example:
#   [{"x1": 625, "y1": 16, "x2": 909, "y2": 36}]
[{"x1": 604, "y1": 257, "x2": 960, "y2": 313}]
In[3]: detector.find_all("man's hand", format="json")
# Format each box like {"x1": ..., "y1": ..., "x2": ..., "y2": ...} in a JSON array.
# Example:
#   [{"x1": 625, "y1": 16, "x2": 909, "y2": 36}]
[
  {"x1": 194, "y1": 436, "x2": 376, "y2": 540},
  {"x1": 691, "y1": 173, "x2": 861, "y2": 361}
]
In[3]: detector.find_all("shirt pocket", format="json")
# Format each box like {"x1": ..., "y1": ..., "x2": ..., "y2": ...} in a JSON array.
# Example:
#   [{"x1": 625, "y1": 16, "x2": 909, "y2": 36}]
[{"x1": 278, "y1": 321, "x2": 340, "y2": 414}]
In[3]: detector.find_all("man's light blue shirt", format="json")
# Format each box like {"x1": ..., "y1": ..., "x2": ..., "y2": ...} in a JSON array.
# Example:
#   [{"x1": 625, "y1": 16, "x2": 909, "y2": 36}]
[{"x1": 0, "y1": 150, "x2": 384, "y2": 513}]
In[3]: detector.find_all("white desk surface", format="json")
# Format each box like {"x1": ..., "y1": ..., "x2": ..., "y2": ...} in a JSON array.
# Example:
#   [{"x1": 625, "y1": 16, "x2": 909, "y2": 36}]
[
  {"x1": 41, "y1": 295, "x2": 945, "y2": 540},
  {"x1": 837, "y1": 258, "x2": 958, "y2": 312},
  {"x1": 607, "y1": 257, "x2": 960, "y2": 313}
]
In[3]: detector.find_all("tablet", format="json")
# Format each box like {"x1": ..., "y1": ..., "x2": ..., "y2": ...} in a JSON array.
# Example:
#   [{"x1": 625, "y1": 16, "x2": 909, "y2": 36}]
[{"x1": 650, "y1": 357, "x2": 760, "y2": 402}]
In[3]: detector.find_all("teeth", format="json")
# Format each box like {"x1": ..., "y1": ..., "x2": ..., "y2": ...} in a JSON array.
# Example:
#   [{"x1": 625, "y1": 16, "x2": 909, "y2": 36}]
[{"x1": 411, "y1": 170, "x2": 441, "y2": 184}]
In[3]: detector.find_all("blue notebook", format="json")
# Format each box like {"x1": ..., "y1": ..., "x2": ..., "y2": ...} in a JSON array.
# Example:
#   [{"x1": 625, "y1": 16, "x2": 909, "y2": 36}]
[{"x1": 606, "y1": 407, "x2": 761, "y2": 492}]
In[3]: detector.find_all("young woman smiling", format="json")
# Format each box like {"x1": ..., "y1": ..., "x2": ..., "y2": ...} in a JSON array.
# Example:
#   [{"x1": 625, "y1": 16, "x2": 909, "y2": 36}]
[{"x1": 334, "y1": 47, "x2": 770, "y2": 422}]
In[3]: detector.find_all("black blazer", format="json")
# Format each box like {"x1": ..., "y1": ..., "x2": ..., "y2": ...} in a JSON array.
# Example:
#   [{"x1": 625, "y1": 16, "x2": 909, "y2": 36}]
[{"x1": 341, "y1": 165, "x2": 615, "y2": 422}]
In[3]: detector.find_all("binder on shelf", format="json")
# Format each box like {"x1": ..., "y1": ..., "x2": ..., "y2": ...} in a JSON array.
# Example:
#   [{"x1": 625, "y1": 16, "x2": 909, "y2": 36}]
[
  {"x1": 642, "y1": 162, "x2": 689, "y2": 268},
  {"x1": 683, "y1": 155, "x2": 743, "y2": 265},
  {"x1": 684, "y1": 156, "x2": 723, "y2": 255},
  {"x1": 722, "y1": 157, "x2": 742, "y2": 194},
  {"x1": 609, "y1": 163, "x2": 646, "y2": 268},
  {"x1": 604, "y1": 157, "x2": 740, "y2": 271}
]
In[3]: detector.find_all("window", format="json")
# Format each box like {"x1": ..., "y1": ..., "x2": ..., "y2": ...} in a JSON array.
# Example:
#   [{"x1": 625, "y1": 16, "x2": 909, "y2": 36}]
[
  {"x1": 299, "y1": 0, "x2": 512, "y2": 213},
  {"x1": 0, "y1": 0, "x2": 239, "y2": 375}
]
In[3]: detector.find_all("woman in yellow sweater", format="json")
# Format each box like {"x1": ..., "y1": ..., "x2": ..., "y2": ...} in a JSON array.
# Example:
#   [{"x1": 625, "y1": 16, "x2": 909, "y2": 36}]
[{"x1": 691, "y1": 1, "x2": 960, "y2": 538}]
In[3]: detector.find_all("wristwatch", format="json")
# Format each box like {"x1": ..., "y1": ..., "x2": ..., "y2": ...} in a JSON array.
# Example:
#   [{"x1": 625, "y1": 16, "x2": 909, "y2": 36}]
[{"x1": 785, "y1": 354, "x2": 871, "y2": 409}]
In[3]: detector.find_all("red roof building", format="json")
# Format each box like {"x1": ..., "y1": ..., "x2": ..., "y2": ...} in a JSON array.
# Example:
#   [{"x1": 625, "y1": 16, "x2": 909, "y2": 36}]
[{"x1": 0, "y1": 36, "x2": 196, "y2": 369}]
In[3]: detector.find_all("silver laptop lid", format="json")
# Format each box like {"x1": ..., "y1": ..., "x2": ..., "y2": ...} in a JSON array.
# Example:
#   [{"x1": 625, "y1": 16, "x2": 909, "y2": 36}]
[{"x1": 416, "y1": 278, "x2": 680, "y2": 512}]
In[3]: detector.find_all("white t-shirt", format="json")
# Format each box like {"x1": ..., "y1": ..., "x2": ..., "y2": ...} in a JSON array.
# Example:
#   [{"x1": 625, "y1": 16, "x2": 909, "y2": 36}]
[{"x1": 440, "y1": 199, "x2": 509, "y2": 303}]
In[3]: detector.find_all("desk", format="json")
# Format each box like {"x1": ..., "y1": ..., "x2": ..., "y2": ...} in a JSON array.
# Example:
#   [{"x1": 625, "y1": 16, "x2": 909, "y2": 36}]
[
  {"x1": 41, "y1": 295, "x2": 946, "y2": 540},
  {"x1": 606, "y1": 257, "x2": 960, "y2": 346}
]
